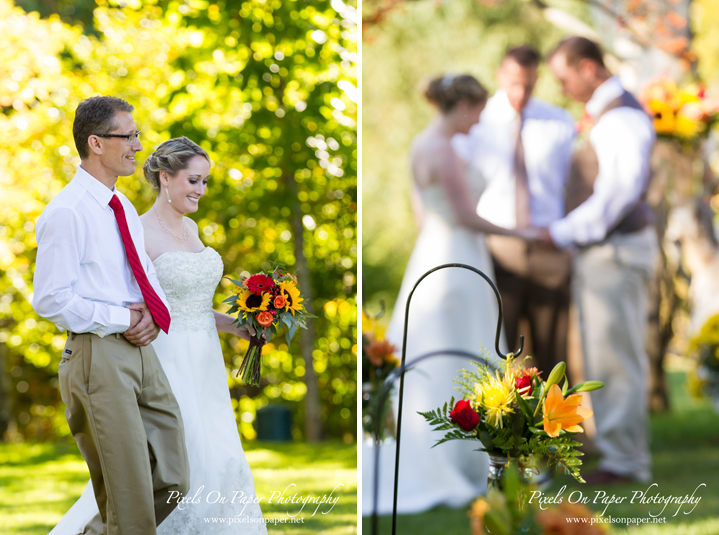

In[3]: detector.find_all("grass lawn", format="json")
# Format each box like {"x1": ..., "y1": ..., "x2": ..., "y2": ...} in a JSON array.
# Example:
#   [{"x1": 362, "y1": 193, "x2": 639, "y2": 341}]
[
  {"x1": 363, "y1": 369, "x2": 719, "y2": 534},
  {"x1": 0, "y1": 440, "x2": 357, "y2": 534}
]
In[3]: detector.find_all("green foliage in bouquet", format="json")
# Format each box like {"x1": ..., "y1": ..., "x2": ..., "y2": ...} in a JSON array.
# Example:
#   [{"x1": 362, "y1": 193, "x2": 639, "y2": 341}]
[{"x1": 419, "y1": 354, "x2": 604, "y2": 483}]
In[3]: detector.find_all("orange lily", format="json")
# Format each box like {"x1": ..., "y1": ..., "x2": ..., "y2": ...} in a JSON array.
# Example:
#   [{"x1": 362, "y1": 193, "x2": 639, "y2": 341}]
[{"x1": 542, "y1": 384, "x2": 593, "y2": 437}]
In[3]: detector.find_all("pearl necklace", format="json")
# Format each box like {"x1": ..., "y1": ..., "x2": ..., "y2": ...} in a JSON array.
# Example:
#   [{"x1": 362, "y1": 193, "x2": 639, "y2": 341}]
[{"x1": 154, "y1": 208, "x2": 190, "y2": 242}]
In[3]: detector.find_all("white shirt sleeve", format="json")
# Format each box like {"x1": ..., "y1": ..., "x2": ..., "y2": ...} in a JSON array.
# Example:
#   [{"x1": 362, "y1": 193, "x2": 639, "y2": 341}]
[
  {"x1": 549, "y1": 109, "x2": 654, "y2": 247},
  {"x1": 32, "y1": 207, "x2": 132, "y2": 336}
]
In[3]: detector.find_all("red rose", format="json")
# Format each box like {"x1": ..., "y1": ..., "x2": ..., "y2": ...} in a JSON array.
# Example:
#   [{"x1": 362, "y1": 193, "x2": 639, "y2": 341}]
[
  {"x1": 449, "y1": 400, "x2": 479, "y2": 431},
  {"x1": 516, "y1": 375, "x2": 533, "y2": 396}
]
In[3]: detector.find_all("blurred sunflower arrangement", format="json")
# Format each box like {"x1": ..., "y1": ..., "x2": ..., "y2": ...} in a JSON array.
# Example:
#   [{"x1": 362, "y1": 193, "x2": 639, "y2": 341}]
[
  {"x1": 362, "y1": 311, "x2": 400, "y2": 441},
  {"x1": 641, "y1": 79, "x2": 719, "y2": 143},
  {"x1": 687, "y1": 313, "x2": 719, "y2": 412},
  {"x1": 468, "y1": 470, "x2": 610, "y2": 535}
]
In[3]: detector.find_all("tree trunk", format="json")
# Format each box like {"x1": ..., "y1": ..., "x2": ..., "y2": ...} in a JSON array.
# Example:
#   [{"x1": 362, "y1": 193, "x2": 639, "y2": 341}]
[
  {"x1": 285, "y1": 174, "x2": 324, "y2": 441},
  {"x1": 0, "y1": 342, "x2": 10, "y2": 440}
]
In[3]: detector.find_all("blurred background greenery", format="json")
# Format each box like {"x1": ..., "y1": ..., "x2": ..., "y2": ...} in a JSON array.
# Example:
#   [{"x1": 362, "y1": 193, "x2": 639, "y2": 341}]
[{"x1": 0, "y1": 0, "x2": 357, "y2": 444}]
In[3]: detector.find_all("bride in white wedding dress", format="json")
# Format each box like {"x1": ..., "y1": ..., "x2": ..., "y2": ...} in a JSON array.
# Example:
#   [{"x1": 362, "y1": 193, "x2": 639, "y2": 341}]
[
  {"x1": 363, "y1": 75, "x2": 538, "y2": 516},
  {"x1": 50, "y1": 138, "x2": 267, "y2": 534}
]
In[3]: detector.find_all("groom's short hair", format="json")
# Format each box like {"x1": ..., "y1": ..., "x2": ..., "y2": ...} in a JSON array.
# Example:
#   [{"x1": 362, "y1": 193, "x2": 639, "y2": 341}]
[
  {"x1": 503, "y1": 46, "x2": 540, "y2": 69},
  {"x1": 73, "y1": 96, "x2": 134, "y2": 160},
  {"x1": 549, "y1": 37, "x2": 606, "y2": 69}
]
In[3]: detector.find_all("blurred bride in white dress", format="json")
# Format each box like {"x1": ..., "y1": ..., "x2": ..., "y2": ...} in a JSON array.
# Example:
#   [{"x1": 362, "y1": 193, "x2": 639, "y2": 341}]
[
  {"x1": 50, "y1": 138, "x2": 267, "y2": 534},
  {"x1": 363, "y1": 75, "x2": 538, "y2": 515}
]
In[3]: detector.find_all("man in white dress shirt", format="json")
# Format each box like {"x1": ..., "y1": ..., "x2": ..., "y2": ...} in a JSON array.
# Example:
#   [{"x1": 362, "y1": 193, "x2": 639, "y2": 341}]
[
  {"x1": 33, "y1": 96, "x2": 189, "y2": 534},
  {"x1": 544, "y1": 37, "x2": 657, "y2": 484},
  {"x1": 453, "y1": 46, "x2": 575, "y2": 375}
]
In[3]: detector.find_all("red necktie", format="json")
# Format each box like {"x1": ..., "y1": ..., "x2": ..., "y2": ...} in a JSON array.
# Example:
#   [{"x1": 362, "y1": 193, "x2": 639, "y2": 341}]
[{"x1": 109, "y1": 195, "x2": 171, "y2": 334}]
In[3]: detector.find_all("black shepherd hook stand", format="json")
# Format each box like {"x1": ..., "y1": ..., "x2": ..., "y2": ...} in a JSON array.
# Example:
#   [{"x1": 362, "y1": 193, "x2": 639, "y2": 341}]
[{"x1": 369, "y1": 263, "x2": 524, "y2": 535}]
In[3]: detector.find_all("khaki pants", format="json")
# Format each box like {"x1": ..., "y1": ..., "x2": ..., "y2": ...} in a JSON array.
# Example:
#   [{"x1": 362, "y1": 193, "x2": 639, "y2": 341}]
[
  {"x1": 573, "y1": 226, "x2": 658, "y2": 482},
  {"x1": 58, "y1": 332, "x2": 190, "y2": 534}
]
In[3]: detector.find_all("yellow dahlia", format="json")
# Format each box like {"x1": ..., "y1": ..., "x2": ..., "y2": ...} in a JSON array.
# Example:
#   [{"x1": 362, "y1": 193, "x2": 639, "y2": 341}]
[
  {"x1": 474, "y1": 371, "x2": 516, "y2": 429},
  {"x1": 237, "y1": 289, "x2": 271, "y2": 312},
  {"x1": 279, "y1": 280, "x2": 304, "y2": 315}
]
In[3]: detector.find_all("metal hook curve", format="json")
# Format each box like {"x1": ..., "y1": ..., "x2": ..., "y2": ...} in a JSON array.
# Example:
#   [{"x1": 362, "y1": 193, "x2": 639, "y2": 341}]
[{"x1": 401, "y1": 263, "x2": 523, "y2": 362}]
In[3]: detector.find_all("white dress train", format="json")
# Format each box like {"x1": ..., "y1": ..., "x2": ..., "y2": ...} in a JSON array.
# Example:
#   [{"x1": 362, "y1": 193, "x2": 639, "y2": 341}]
[
  {"x1": 50, "y1": 247, "x2": 267, "y2": 534},
  {"x1": 362, "y1": 170, "x2": 503, "y2": 516}
]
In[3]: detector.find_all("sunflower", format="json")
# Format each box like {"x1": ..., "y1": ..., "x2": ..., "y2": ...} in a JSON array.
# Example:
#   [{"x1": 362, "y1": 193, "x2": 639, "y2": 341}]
[
  {"x1": 675, "y1": 105, "x2": 705, "y2": 139},
  {"x1": 279, "y1": 280, "x2": 304, "y2": 315},
  {"x1": 474, "y1": 370, "x2": 516, "y2": 429},
  {"x1": 237, "y1": 289, "x2": 272, "y2": 312},
  {"x1": 648, "y1": 100, "x2": 676, "y2": 135}
]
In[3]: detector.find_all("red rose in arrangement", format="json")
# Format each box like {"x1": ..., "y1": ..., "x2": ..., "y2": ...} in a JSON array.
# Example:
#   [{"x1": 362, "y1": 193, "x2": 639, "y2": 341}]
[
  {"x1": 449, "y1": 400, "x2": 479, "y2": 431},
  {"x1": 246, "y1": 274, "x2": 276, "y2": 294},
  {"x1": 256, "y1": 311, "x2": 274, "y2": 327},
  {"x1": 274, "y1": 295, "x2": 286, "y2": 309},
  {"x1": 516, "y1": 375, "x2": 533, "y2": 396}
]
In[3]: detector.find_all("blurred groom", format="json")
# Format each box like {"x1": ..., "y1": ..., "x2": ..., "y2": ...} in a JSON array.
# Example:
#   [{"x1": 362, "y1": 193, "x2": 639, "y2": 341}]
[
  {"x1": 453, "y1": 46, "x2": 575, "y2": 375},
  {"x1": 542, "y1": 37, "x2": 657, "y2": 484}
]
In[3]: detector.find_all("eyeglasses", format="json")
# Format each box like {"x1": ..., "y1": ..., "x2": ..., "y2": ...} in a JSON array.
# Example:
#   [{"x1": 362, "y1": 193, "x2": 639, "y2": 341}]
[{"x1": 93, "y1": 131, "x2": 141, "y2": 144}]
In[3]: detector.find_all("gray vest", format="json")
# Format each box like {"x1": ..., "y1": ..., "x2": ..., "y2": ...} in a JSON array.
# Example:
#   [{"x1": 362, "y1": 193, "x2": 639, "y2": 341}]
[{"x1": 565, "y1": 91, "x2": 654, "y2": 236}]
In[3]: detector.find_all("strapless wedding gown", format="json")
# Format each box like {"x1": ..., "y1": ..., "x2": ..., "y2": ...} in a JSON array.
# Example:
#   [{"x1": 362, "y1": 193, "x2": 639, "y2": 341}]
[
  {"x1": 362, "y1": 169, "x2": 503, "y2": 515},
  {"x1": 50, "y1": 247, "x2": 267, "y2": 534}
]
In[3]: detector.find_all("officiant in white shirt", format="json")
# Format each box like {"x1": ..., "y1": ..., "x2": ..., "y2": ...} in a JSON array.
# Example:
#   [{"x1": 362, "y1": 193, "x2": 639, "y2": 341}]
[
  {"x1": 453, "y1": 46, "x2": 576, "y2": 375},
  {"x1": 544, "y1": 37, "x2": 658, "y2": 485}
]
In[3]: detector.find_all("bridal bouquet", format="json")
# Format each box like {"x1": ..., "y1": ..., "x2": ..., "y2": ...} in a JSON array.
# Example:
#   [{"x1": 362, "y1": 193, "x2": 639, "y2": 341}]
[
  {"x1": 419, "y1": 356, "x2": 603, "y2": 482},
  {"x1": 225, "y1": 267, "x2": 311, "y2": 386}
]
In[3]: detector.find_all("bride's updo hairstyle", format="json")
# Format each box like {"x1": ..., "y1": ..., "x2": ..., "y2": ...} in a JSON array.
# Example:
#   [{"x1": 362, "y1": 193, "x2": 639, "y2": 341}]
[
  {"x1": 424, "y1": 74, "x2": 488, "y2": 113},
  {"x1": 143, "y1": 137, "x2": 211, "y2": 192}
]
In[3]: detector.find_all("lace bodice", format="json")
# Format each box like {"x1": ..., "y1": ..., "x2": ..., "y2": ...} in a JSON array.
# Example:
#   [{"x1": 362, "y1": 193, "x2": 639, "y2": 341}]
[
  {"x1": 153, "y1": 247, "x2": 223, "y2": 333},
  {"x1": 417, "y1": 163, "x2": 487, "y2": 226}
]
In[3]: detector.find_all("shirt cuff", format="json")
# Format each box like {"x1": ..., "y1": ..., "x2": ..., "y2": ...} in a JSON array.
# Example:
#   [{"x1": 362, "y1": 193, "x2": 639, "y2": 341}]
[
  {"x1": 105, "y1": 306, "x2": 132, "y2": 336},
  {"x1": 549, "y1": 219, "x2": 575, "y2": 249}
]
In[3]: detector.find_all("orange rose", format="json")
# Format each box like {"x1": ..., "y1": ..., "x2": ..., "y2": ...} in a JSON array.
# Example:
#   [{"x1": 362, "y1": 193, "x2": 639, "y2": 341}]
[
  {"x1": 274, "y1": 295, "x2": 286, "y2": 309},
  {"x1": 256, "y1": 311, "x2": 274, "y2": 327}
]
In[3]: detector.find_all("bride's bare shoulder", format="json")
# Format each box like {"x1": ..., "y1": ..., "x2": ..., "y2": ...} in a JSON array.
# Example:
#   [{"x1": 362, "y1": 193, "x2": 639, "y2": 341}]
[
  {"x1": 184, "y1": 216, "x2": 199, "y2": 234},
  {"x1": 412, "y1": 128, "x2": 452, "y2": 155}
]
